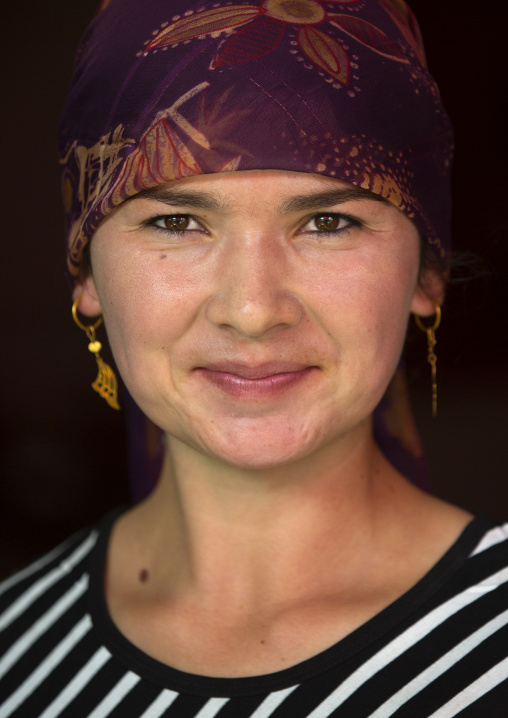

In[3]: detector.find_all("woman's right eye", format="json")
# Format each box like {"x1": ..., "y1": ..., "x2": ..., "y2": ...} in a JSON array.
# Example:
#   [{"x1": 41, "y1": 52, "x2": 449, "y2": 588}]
[{"x1": 149, "y1": 214, "x2": 203, "y2": 233}]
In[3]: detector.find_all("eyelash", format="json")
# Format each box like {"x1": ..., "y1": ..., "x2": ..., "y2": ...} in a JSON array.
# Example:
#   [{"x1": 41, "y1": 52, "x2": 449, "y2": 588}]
[{"x1": 143, "y1": 212, "x2": 361, "y2": 237}]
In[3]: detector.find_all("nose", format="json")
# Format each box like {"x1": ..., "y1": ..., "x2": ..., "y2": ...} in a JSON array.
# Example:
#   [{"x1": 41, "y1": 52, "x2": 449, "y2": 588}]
[{"x1": 206, "y1": 236, "x2": 302, "y2": 338}]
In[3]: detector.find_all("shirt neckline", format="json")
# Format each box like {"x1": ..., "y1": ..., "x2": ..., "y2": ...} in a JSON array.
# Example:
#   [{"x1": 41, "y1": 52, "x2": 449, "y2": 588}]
[{"x1": 88, "y1": 507, "x2": 494, "y2": 697}]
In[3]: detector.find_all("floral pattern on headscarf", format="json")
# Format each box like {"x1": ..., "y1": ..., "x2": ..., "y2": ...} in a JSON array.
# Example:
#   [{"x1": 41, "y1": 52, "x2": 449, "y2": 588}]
[{"x1": 143, "y1": 0, "x2": 410, "y2": 91}]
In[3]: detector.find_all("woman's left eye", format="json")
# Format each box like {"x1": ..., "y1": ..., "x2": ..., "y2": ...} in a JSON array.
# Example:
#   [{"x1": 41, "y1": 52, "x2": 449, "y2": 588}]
[{"x1": 302, "y1": 213, "x2": 357, "y2": 234}]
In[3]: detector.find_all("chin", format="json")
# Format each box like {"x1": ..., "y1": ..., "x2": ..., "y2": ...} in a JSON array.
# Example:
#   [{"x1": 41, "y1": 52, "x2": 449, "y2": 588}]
[
  {"x1": 190, "y1": 417, "x2": 331, "y2": 470},
  {"x1": 206, "y1": 446, "x2": 307, "y2": 471}
]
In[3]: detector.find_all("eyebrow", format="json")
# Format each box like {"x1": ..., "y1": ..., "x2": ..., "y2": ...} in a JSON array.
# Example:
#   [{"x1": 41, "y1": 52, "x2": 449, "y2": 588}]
[
  {"x1": 127, "y1": 184, "x2": 389, "y2": 213},
  {"x1": 280, "y1": 188, "x2": 390, "y2": 213},
  {"x1": 126, "y1": 186, "x2": 224, "y2": 211}
]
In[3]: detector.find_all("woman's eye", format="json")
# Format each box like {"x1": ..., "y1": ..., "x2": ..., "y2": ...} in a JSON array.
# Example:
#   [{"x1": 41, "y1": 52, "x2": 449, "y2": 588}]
[
  {"x1": 304, "y1": 213, "x2": 353, "y2": 233},
  {"x1": 162, "y1": 215, "x2": 190, "y2": 231},
  {"x1": 315, "y1": 214, "x2": 341, "y2": 231},
  {"x1": 150, "y1": 214, "x2": 202, "y2": 233}
]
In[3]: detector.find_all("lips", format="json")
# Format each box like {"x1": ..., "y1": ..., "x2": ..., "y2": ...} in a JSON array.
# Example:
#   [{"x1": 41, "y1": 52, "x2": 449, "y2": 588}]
[
  {"x1": 193, "y1": 362, "x2": 318, "y2": 398},
  {"x1": 196, "y1": 361, "x2": 314, "y2": 379}
]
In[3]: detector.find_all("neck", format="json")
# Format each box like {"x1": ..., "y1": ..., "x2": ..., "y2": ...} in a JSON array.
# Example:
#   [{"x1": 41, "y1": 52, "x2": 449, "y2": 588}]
[{"x1": 123, "y1": 420, "x2": 414, "y2": 611}]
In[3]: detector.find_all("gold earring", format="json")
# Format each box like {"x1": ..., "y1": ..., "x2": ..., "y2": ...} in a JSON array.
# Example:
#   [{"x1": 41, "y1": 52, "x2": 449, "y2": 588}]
[
  {"x1": 414, "y1": 300, "x2": 441, "y2": 418},
  {"x1": 72, "y1": 297, "x2": 120, "y2": 410}
]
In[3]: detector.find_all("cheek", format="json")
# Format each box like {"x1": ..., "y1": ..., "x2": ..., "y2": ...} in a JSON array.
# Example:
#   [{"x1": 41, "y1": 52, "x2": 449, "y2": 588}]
[
  {"x1": 93, "y1": 248, "x2": 207, "y2": 380},
  {"x1": 314, "y1": 251, "x2": 416, "y2": 326},
  {"x1": 307, "y1": 250, "x2": 418, "y2": 379}
]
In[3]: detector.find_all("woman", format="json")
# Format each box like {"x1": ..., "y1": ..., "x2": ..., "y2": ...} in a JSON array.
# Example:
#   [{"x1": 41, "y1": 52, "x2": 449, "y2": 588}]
[{"x1": 1, "y1": 0, "x2": 507, "y2": 715}]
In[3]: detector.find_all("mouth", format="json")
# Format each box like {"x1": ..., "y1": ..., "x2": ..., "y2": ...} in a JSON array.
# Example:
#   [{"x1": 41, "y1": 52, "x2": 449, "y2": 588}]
[{"x1": 193, "y1": 362, "x2": 318, "y2": 398}]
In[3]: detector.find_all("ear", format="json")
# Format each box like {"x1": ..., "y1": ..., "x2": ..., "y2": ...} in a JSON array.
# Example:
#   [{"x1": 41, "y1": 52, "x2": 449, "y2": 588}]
[
  {"x1": 410, "y1": 268, "x2": 446, "y2": 317},
  {"x1": 72, "y1": 275, "x2": 103, "y2": 317}
]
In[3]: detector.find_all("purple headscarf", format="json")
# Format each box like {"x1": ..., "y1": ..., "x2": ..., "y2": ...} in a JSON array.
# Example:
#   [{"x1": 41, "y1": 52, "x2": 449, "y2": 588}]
[
  {"x1": 60, "y1": 0, "x2": 453, "y2": 281},
  {"x1": 59, "y1": 0, "x2": 453, "y2": 494}
]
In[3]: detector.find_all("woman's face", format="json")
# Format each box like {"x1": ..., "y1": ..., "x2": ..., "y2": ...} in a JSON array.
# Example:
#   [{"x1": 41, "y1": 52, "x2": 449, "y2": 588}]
[{"x1": 77, "y1": 171, "x2": 438, "y2": 468}]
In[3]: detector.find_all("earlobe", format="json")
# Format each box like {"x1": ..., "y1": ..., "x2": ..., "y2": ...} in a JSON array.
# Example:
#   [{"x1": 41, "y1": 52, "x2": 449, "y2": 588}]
[
  {"x1": 410, "y1": 287, "x2": 440, "y2": 318},
  {"x1": 410, "y1": 269, "x2": 445, "y2": 317},
  {"x1": 72, "y1": 276, "x2": 103, "y2": 317}
]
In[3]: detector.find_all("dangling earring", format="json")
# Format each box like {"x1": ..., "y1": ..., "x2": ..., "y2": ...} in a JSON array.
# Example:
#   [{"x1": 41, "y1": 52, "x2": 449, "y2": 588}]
[
  {"x1": 72, "y1": 297, "x2": 120, "y2": 410},
  {"x1": 414, "y1": 300, "x2": 441, "y2": 418}
]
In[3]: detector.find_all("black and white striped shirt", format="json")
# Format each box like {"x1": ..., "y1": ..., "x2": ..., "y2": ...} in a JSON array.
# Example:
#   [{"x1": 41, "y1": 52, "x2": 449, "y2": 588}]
[{"x1": 1, "y1": 510, "x2": 508, "y2": 717}]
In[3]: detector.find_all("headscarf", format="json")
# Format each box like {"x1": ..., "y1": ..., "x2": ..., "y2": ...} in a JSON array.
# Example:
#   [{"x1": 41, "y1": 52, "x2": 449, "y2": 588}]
[
  {"x1": 60, "y1": 0, "x2": 453, "y2": 279},
  {"x1": 59, "y1": 0, "x2": 453, "y2": 494}
]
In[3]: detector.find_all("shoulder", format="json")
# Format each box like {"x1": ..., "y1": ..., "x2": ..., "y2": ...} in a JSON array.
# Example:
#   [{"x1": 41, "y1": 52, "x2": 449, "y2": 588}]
[
  {"x1": 0, "y1": 509, "x2": 124, "y2": 641},
  {"x1": 0, "y1": 511, "x2": 128, "y2": 715},
  {"x1": 407, "y1": 516, "x2": 508, "y2": 657},
  {"x1": 0, "y1": 526, "x2": 98, "y2": 635},
  {"x1": 468, "y1": 521, "x2": 508, "y2": 557},
  {"x1": 458, "y1": 518, "x2": 508, "y2": 594},
  {"x1": 441, "y1": 516, "x2": 508, "y2": 587}
]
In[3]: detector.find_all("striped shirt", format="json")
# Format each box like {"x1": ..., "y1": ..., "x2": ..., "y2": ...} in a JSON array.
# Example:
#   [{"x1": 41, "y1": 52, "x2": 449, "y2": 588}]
[{"x1": 1, "y1": 510, "x2": 508, "y2": 717}]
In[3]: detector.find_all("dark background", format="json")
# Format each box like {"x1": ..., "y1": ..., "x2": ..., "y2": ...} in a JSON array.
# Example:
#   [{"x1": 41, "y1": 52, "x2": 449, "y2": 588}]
[{"x1": 1, "y1": 0, "x2": 507, "y2": 578}]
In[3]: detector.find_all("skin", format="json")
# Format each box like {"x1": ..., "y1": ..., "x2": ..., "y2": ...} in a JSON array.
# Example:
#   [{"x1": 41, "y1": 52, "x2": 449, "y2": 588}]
[{"x1": 75, "y1": 171, "x2": 471, "y2": 677}]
